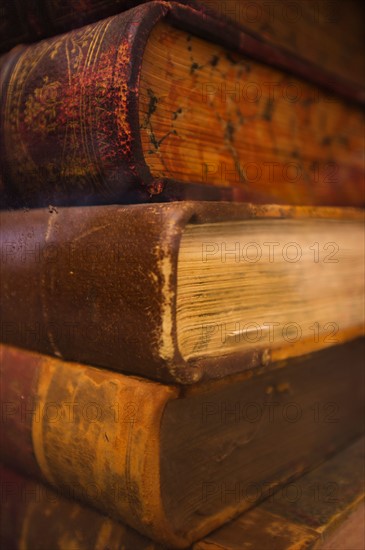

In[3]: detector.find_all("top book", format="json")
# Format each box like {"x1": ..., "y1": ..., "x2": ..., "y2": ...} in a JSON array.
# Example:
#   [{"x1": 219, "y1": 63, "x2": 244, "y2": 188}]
[
  {"x1": 1, "y1": 0, "x2": 364, "y2": 90},
  {"x1": 0, "y1": 1, "x2": 364, "y2": 209}
]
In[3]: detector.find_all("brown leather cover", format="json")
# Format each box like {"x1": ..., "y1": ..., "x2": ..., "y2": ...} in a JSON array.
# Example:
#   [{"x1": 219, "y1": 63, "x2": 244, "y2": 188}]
[
  {"x1": 0, "y1": 340, "x2": 364, "y2": 547},
  {"x1": 0, "y1": 201, "x2": 363, "y2": 384},
  {"x1": 0, "y1": 344, "x2": 181, "y2": 545},
  {"x1": 0, "y1": 1, "x2": 364, "y2": 210}
]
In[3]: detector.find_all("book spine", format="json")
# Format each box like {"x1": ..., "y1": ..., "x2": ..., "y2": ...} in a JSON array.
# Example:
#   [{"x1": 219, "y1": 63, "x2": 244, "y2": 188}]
[
  {"x1": 1, "y1": 2, "x2": 364, "y2": 209},
  {"x1": 0, "y1": 203, "x2": 196, "y2": 383},
  {"x1": 0, "y1": 3, "x2": 169, "y2": 207},
  {"x1": 0, "y1": 465, "x2": 162, "y2": 550},
  {"x1": 0, "y1": 344, "x2": 181, "y2": 545}
]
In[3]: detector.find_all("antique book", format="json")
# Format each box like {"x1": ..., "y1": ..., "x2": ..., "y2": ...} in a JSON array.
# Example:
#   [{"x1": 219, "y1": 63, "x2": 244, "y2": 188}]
[
  {"x1": 0, "y1": 340, "x2": 364, "y2": 547},
  {"x1": 1, "y1": 202, "x2": 364, "y2": 384},
  {"x1": 1, "y1": 436, "x2": 364, "y2": 549},
  {"x1": 1, "y1": 2, "x2": 364, "y2": 209},
  {"x1": 1, "y1": 0, "x2": 364, "y2": 91}
]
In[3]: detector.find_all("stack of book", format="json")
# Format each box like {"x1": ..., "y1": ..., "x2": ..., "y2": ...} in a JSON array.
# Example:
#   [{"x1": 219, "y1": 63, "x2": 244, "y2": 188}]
[{"x1": 1, "y1": 1, "x2": 364, "y2": 548}]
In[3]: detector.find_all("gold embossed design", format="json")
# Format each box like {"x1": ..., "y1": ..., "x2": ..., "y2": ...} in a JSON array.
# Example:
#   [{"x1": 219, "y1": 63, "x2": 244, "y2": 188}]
[{"x1": 2, "y1": 15, "x2": 133, "y2": 198}]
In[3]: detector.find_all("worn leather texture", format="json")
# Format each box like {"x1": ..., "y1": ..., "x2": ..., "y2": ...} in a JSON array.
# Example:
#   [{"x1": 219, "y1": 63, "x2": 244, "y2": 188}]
[
  {"x1": 0, "y1": 1, "x2": 363, "y2": 210},
  {"x1": 0, "y1": 341, "x2": 364, "y2": 546},
  {"x1": 0, "y1": 201, "x2": 363, "y2": 384}
]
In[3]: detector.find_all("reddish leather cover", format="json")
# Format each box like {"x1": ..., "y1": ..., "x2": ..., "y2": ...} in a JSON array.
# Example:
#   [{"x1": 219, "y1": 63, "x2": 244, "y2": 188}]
[{"x1": 0, "y1": 1, "x2": 364, "y2": 210}]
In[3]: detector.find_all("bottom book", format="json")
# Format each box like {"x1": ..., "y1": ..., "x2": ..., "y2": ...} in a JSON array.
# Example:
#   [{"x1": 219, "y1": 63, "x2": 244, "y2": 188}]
[
  {"x1": 0, "y1": 339, "x2": 364, "y2": 547},
  {"x1": 1, "y1": 436, "x2": 364, "y2": 549}
]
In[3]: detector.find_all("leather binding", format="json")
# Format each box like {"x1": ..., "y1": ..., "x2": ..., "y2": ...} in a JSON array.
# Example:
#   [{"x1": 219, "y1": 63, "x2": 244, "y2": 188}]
[
  {"x1": 0, "y1": 201, "x2": 363, "y2": 384},
  {"x1": 0, "y1": 2, "x2": 364, "y2": 210},
  {"x1": 1, "y1": 341, "x2": 364, "y2": 546}
]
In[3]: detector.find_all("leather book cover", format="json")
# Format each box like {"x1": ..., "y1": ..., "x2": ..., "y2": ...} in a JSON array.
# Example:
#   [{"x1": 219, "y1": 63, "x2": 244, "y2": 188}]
[
  {"x1": 1, "y1": 201, "x2": 363, "y2": 384},
  {"x1": 0, "y1": 2, "x2": 363, "y2": 210},
  {"x1": 1, "y1": 341, "x2": 364, "y2": 546}
]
